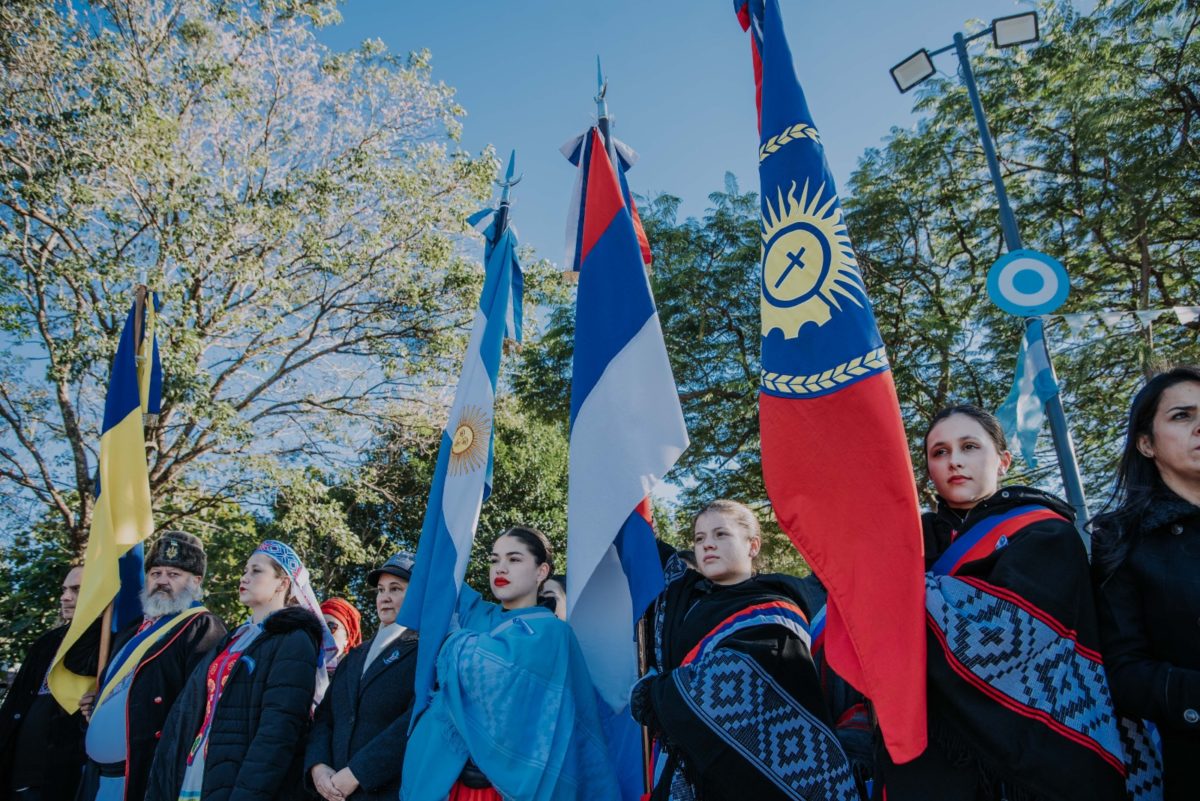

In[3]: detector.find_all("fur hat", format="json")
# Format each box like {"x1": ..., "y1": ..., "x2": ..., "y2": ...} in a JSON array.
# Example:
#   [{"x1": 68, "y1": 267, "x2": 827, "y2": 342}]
[{"x1": 145, "y1": 530, "x2": 206, "y2": 577}]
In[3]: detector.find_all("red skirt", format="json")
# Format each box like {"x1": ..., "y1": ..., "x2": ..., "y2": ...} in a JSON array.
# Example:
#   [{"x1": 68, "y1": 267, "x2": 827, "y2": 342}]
[{"x1": 448, "y1": 780, "x2": 501, "y2": 801}]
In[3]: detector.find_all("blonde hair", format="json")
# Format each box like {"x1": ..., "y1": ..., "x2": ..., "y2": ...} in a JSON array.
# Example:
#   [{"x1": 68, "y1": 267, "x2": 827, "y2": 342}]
[
  {"x1": 694, "y1": 499, "x2": 762, "y2": 540},
  {"x1": 267, "y1": 560, "x2": 299, "y2": 606}
]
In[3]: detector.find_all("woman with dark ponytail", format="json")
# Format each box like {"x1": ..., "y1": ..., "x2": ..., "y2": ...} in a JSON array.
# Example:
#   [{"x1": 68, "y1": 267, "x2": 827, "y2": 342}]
[
  {"x1": 877, "y1": 405, "x2": 1134, "y2": 801},
  {"x1": 1093, "y1": 366, "x2": 1200, "y2": 799},
  {"x1": 400, "y1": 526, "x2": 619, "y2": 801}
]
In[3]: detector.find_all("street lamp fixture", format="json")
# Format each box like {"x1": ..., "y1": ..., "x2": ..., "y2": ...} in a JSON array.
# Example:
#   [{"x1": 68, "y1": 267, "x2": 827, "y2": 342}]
[
  {"x1": 888, "y1": 12, "x2": 1040, "y2": 94},
  {"x1": 992, "y1": 12, "x2": 1039, "y2": 48},
  {"x1": 890, "y1": 49, "x2": 935, "y2": 94}
]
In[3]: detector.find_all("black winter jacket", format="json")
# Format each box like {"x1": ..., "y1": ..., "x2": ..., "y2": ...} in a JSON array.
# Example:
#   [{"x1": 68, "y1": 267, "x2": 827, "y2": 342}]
[
  {"x1": 0, "y1": 621, "x2": 99, "y2": 800},
  {"x1": 304, "y1": 628, "x2": 419, "y2": 801},
  {"x1": 1093, "y1": 489, "x2": 1200, "y2": 800},
  {"x1": 146, "y1": 606, "x2": 323, "y2": 801},
  {"x1": 76, "y1": 609, "x2": 226, "y2": 801}
]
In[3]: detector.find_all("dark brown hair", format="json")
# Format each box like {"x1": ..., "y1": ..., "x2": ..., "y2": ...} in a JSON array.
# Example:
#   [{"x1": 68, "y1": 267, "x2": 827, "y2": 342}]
[
  {"x1": 1094, "y1": 367, "x2": 1200, "y2": 579},
  {"x1": 923, "y1": 404, "x2": 1008, "y2": 462},
  {"x1": 493, "y1": 526, "x2": 555, "y2": 574}
]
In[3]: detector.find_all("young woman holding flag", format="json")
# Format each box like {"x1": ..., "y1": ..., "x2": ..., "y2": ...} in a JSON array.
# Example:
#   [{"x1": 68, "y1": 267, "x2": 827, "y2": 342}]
[
  {"x1": 400, "y1": 526, "x2": 619, "y2": 801},
  {"x1": 877, "y1": 406, "x2": 1132, "y2": 801},
  {"x1": 1092, "y1": 367, "x2": 1200, "y2": 799},
  {"x1": 630, "y1": 499, "x2": 860, "y2": 801}
]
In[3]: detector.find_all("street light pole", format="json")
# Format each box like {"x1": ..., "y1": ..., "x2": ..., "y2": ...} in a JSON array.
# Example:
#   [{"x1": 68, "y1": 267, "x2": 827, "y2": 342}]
[
  {"x1": 897, "y1": 21, "x2": 1094, "y2": 541},
  {"x1": 948, "y1": 33, "x2": 1090, "y2": 537},
  {"x1": 952, "y1": 33, "x2": 1023, "y2": 253}
]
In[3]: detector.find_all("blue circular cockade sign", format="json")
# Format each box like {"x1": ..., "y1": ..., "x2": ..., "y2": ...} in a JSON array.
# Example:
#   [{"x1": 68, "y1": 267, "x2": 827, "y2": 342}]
[{"x1": 986, "y1": 249, "x2": 1070, "y2": 317}]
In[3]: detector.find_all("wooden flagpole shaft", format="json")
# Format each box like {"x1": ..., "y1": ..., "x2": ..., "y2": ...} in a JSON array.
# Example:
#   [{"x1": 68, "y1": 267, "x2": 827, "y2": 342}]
[
  {"x1": 636, "y1": 615, "x2": 652, "y2": 794},
  {"x1": 95, "y1": 603, "x2": 113, "y2": 692}
]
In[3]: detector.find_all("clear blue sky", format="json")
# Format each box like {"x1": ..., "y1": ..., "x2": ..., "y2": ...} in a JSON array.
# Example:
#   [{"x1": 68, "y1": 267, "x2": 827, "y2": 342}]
[{"x1": 317, "y1": 0, "x2": 1040, "y2": 266}]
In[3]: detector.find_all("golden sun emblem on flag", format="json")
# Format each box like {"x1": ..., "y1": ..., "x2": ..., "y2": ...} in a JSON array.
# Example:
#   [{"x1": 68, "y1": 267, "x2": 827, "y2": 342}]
[
  {"x1": 448, "y1": 405, "x2": 491, "y2": 476},
  {"x1": 761, "y1": 180, "x2": 866, "y2": 339}
]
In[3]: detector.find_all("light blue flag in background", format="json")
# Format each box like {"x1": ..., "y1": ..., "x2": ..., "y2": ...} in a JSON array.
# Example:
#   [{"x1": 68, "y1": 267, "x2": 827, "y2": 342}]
[{"x1": 996, "y1": 324, "x2": 1060, "y2": 468}]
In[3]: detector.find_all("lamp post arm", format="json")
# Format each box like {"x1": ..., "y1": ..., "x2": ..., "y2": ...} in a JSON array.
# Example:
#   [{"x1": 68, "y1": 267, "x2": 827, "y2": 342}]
[{"x1": 952, "y1": 32, "x2": 1023, "y2": 252}]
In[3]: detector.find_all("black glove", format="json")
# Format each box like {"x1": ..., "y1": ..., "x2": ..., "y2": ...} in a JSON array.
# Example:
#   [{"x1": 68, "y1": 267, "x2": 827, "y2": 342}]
[{"x1": 630, "y1": 668, "x2": 662, "y2": 732}]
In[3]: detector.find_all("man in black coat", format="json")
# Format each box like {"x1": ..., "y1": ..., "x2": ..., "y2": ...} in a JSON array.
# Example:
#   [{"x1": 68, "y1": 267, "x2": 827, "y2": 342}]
[
  {"x1": 77, "y1": 531, "x2": 226, "y2": 801},
  {"x1": 0, "y1": 565, "x2": 99, "y2": 801},
  {"x1": 306, "y1": 551, "x2": 420, "y2": 801}
]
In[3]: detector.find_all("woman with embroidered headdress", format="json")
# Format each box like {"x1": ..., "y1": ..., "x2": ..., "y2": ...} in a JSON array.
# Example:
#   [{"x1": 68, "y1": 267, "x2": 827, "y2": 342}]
[
  {"x1": 1092, "y1": 367, "x2": 1200, "y2": 799},
  {"x1": 630, "y1": 498, "x2": 860, "y2": 801},
  {"x1": 400, "y1": 526, "x2": 620, "y2": 801},
  {"x1": 876, "y1": 405, "x2": 1137, "y2": 801},
  {"x1": 146, "y1": 540, "x2": 337, "y2": 801}
]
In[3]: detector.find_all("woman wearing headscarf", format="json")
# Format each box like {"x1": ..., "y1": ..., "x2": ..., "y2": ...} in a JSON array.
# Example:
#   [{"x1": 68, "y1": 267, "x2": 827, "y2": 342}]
[
  {"x1": 1093, "y1": 367, "x2": 1200, "y2": 799},
  {"x1": 307, "y1": 552, "x2": 420, "y2": 801},
  {"x1": 146, "y1": 540, "x2": 336, "y2": 801},
  {"x1": 876, "y1": 405, "x2": 1139, "y2": 801},
  {"x1": 400, "y1": 526, "x2": 619, "y2": 801},
  {"x1": 631, "y1": 498, "x2": 860, "y2": 801},
  {"x1": 320, "y1": 597, "x2": 363, "y2": 675}
]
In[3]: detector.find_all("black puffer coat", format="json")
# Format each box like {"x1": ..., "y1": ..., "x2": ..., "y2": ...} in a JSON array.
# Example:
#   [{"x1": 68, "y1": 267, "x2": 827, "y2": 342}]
[
  {"x1": 1093, "y1": 489, "x2": 1200, "y2": 800},
  {"x1": 145, "y1": 606, "x2": 323, "y2": 801}
]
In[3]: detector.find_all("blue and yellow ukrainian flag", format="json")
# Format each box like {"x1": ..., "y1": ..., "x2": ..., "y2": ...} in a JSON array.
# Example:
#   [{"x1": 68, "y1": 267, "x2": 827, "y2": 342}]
[{"x1": 49, "y1": 294, "x2": 160, "y2": 712}]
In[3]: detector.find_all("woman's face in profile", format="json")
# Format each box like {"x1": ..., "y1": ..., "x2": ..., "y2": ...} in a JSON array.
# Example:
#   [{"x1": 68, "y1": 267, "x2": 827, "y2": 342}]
[{"x1": 540, "y1": 578, "x2": 567, "y2": 621}]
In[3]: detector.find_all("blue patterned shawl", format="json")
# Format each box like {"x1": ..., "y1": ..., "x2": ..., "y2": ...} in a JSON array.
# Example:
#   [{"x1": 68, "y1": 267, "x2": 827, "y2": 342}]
[{"x1": 401, "y1": 585, "x2": 620, "y2": 801}]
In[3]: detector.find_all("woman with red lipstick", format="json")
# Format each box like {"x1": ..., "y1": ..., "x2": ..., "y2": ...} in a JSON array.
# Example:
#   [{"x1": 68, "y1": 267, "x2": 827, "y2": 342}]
[
  {"x1": 1092, "y1": 367, "x2": 1200, "y2": 799},
  {"x1": 401, "y1": 526, "x2": 620, "y2": 801},
  {"x1": 631, "y1": 499, "x2": 861, "y2": 801},
  {"x1": 877, "y1": 406, "x2": 1132, "y2": 801}
]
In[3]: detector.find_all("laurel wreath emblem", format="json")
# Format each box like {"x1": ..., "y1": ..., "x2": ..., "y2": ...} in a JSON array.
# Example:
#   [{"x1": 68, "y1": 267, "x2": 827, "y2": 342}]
[
  {"x1": 761, "y1": 347, "x2": 889, "y2": 395},
  {"x1": 759, "y1": 123, "x2": 822, "y2": 162}
]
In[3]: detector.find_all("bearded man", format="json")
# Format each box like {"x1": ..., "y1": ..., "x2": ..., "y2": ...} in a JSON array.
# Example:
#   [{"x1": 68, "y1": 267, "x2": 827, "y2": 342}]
[{"x1": 77, "y1": 531, "x2": 226, "y2": 801}]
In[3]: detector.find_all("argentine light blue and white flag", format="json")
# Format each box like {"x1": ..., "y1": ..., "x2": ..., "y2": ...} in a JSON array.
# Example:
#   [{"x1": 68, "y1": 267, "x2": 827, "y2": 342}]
[
  {"x1": 996, "y1": 323, "x2": 1059, "y2": 468},
  {"x1": 566, "y1": 128, "x2": 688, "y2": 800},
  {"x1": 398, "y1": 206, "x2": 522, "y2": 721}
]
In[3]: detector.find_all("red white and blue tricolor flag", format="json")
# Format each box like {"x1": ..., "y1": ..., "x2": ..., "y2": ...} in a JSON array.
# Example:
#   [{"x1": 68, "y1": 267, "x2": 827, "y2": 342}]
[
  {"x1": 398, "y1": 203, "x2": 522, "y2": 722},
  {"x1": 565, "y1": 128, "x2": 688, "y2": 800},
  {"x1": 736, "y1": 0, "x2": 927, "y2": 761},
  {"x1": 561, "y1": 132, "x2": 653, "y2": 271}
]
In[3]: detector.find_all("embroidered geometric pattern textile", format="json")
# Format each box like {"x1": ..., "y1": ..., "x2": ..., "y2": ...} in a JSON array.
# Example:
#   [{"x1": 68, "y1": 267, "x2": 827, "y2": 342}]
[
  {"x1": 653, "y1": 554, "x2": 690, "y2": 670},
  {"x1": 681, "y1": 602, "x2": 811, "y2": 666},
  {"x1": 926, "y1": 573, "x2": 1125, "y2": 768},
  {"x1": 254, "y1": 539, "x2": 305, "y2": 580},
  {"x1": 667, "y1": 761, "x2": 697, "y2": 801},
  {"x1": 673, "y1": 649, "x2": 858, "y2": 801},
  {"x1": 1118, "y1": 717, "x2": 1165, "y2": 801}
]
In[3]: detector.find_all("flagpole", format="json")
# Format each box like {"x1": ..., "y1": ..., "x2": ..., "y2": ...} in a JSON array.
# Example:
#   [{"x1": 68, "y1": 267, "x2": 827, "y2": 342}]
[
  {"x1": 594, "y1": 57, "x2": 655, "y2": 795},
  {"x1": 594, "y1": 57, "x2": 621, "y2": 172},
  {"x1": 494, "y1": 150, "x2": 520, "y2": 244}
]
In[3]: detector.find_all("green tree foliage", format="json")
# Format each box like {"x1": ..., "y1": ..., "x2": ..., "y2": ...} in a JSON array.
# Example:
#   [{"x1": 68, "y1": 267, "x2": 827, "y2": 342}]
[{"x1": 0, "y1": 0, "x2": 495, "y2": 553}]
